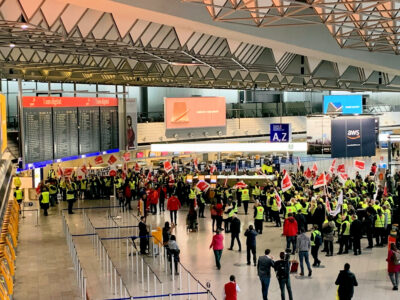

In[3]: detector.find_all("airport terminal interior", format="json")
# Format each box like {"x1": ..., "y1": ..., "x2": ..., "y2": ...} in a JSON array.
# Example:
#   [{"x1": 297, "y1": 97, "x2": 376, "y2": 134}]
[{"x1": 2, "y1": 0, "x2": 400, "y2": 299}]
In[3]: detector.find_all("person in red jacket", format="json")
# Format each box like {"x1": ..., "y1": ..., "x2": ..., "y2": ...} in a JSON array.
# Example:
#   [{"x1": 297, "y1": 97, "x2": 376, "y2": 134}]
[
  {"x1": 124, "y1": 184, "x2": 132, "y2": 210},
  {"x1": 167, "y1": 193, "x2": 181, "y2": 224},
  {"x1": 283, "y1": 213, "x2": 298, "y2": 254},
  {"x1": 387, "y1": 243, "x2": 400, "y2": 290},
  {"x1": 223, "y1": 275, "x2": 240, "y2": 300},
  {"x1": 149, "y1": 188, "x2": 159, "y2": 215}
]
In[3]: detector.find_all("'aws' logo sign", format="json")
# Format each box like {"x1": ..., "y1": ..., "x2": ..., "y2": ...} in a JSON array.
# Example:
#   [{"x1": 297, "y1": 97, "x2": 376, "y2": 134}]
[{"x1": 347, "y1": 129, "x2": 360, "y2": 140}]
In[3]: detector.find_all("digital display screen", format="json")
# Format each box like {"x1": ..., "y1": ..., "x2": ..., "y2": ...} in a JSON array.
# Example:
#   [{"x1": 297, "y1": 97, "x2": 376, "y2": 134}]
[{"x1": 323, "y1": 95, "x2": 362, "y2": 114}]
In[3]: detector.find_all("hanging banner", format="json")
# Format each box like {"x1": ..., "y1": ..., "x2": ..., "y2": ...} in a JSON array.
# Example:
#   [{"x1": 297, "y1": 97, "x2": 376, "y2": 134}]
[{"x1": 125, "y1": 98, "x2": 137, "y2": 150}]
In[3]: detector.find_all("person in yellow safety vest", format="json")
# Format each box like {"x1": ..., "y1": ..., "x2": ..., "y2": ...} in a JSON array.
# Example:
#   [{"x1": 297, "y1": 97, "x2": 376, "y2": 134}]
[
  {"x1": 360, "y1": 200, "x2": 368, "y2": 209},
  {"x1": 13, "y1": 174, "x2": 21, "y2": 188},
  {"x1": 266, "y1": 189, "x2": 274, "y2": 222},
  {"x1": 310, "y1": 225, "x2": 322, "y2": 267},
  {"x1": 372, "y1": 200, "x2": 381, "y2": 213},
  {"x1": 294, "y1": 200, "x2": 302, "y2": 215},
  {"x1": 240, "y1": 187, "x2": 250, "y2": 215},
  {"x1": 48, "y1": 181, "x2": 58, "y2": 206},
  {"x1": 225, "y1": 188, "x2": 232, "y2": 203},
  {"x1": 66, "y1": 181, "x2": 76, "y2": 215},
  {"x1": 129, "y1": 179, "x2": 136, "y2": 201},
  {"x1": 345, "y1": 178, "x2": 355, "y2": 189},
  {"x1": 252, "y1": 183, "x2": 261, "y2": 201},
  {"x1": 198, "y1": 191, "x2": 206, "y2": 218},
  {"x1": 285, "y1": 200, "x2": 297, "y2": 219},
  {"x1": 189, "y1": 187, "x2": 197, "y2": 206},
  {"x1": 14, "y1": 187, "x2": 24, "y2": 211},
  {"x1": 374, "y1": 209, "x2": 386, "y2": 247},
  {"x1": 261, "y1": 164, "x2": 268, "y2": 174},
  {"x1": 59, "y1": 178, "x2": 67, "y2": 201},
  {"x1": 382, "y1": 205, "x2": 391, "y2": 245},
  {"x1": 39, "y1": 187, "x2": 50, "y2": 216},
  {"x1": 79, "y1": 178, "x2": 87, "y2": 200},
  {"x1": 254, "y1": 202, "x2": 264, "y2": 234},
  {"x1": 47, "y1": 166, "x2": 56, "y2": 180},
  {"x1": 270, "y1": 192, "x2": 281, "y2": 227},
  {"x1": 300, "y1": 199, "x2": 309, "y2": 229},
  {"x1": 337, "y1": 215, "x2": 351, "y2": 254}
]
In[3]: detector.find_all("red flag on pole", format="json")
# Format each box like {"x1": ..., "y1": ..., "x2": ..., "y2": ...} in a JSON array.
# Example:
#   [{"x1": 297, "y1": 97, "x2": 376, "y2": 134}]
[
  {"x1": 196, "y1": 180, "x2": 210, "y2": 192},
  {"x1": 304, "y1": 167, "x2": 312, "y2": 179},
  {"x1": 123, "y1": 152, "x2": 131, "y2": 162},
  {"x1": 281, "y1": 173, "x2": 293, "y2": 192},
  {"x1": 275, "y1": 190, "x2": 282, "y2": 210},
  {"x1": 313, "y1": 173, "x2": 326, "y2": 189},
  {"x1": 210, "y1": 164, "x2": 217, "y2": 174},
  {"x1": 384, "y1": 182, "x2": 388, "y2": 196},
  {"x1": 63, "y1": 168, "x2": 74, "y2": 177},
  {"x1": 338, "y1": 173, "x2": 348, "y2": 184},
  {"x1": 57, "y1": 165, "x2": 63, "y2": 177},
  {"x1": 194, "y1": 158, "x2": 198, "y2": 171},
  {"x1": 297, "y1": 157, "x2": 301, "y2": 170},
  {"x1": 80, "y1": 164, "x2": 88, "y2": 175},
  {"x1": 134, "y1": 162, "x2": 140, "y2": 172},
  {"x1": 325, "y1": 173, "x2": 331, "y2": 183},
  {"x1": 329, "y1": 159, "x2": 336, "y2": 173},
  {"x1": 312, "y1": 163, "x2": 318, "y2": 173},
  {"x1": 337, "y1": 164, "x2": 345, "y2": 173},
  {"x1": 164, "y1": 161, "x2": 173, "y2": 173},
  {"x1": 94, "y1": 156, "x2": 104, "y2": 165},
  {"x1": 354, "y1": 160, "x2": 365, "y2": 170},
  {"x1": 325, "y1": 198, "x2": 331, "y2": 214},
  {"x1": 107, "y1": 155, "x2": 117, "y2": 166}
]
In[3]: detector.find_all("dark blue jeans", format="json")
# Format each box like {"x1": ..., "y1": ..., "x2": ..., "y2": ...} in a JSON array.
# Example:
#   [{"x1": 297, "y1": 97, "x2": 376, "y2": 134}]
[
  {"x1": 299, "y1": 251, "x2": 312, "y2": 274},
  {"x1": 259, "y1": 276, "x2": 270, "y2": 300},
  {"x1": 213, "y1": 250, "x2": 222, "y2": 269},
  {"x1": 286, "y1": 236, "x2": 296, "y2": 252},
  {"x1": 278, "y1": 277, "x2": 293, "y2": 300}
]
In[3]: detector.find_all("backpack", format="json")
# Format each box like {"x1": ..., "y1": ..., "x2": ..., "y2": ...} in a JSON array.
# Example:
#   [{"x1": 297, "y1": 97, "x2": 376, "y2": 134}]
[
  {"x1": 393, "y1": 251, "x2": 400, "y2": 265},
  {"x1": 275, "y1": 260, "x2": 289, "y2": 279},
  {"x1": 314, "y1": 233, "x2": 323, "y2": 246}
]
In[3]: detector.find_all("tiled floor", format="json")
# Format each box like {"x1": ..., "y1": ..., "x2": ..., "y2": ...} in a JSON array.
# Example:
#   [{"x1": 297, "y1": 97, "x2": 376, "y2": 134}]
[{"x1": 14, "y1": 197, "x2": 395, "y2": 300}]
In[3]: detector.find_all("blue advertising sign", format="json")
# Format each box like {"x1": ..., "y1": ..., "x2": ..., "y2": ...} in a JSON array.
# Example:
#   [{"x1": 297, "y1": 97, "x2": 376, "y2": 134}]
[
  {"x1": 270, "y1": 123, "x2": 292, "y2": 142},
  {"x1": 323, "y1": 95, "x2": 362, "y2": 114}
]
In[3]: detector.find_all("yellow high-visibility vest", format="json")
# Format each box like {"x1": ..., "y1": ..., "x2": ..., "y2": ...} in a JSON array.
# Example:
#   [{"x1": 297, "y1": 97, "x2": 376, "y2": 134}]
[{"x1": 255, "y1": 206, "x2": 264, "y2": 220}]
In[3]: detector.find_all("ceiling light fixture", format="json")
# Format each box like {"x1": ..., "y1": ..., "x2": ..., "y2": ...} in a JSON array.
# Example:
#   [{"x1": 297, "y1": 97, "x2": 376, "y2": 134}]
[
  {"x1": 21, "y1": 24, "x2": 29, "y2": 29},
  {"x1": 9, "y1": 43, "x2": 15, "y2": 48}
]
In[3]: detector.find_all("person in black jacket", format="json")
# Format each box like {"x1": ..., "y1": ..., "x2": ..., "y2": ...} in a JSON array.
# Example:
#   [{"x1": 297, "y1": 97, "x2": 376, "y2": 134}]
[
  {"x1": 228, "y1": 214, "x2": 242, "y2": 251},
  {"x1": 364, "y1": 210, "x2": 375, "y2": 249},
  {"x1": 335, "y1": 263, "x2": 358, "y2": 300},
  {"x1": 244, "y1": 225, "x2": 258, "y2": 266},
  {"x1": 274, "y1": 251, "x2": 293, "y2": 300},
  {"x1": 350, "y1": 215, "x2": 363, "y2": 255},
  {"x1": 139, "y1": 216, "x2": 149, "y2": 255}
]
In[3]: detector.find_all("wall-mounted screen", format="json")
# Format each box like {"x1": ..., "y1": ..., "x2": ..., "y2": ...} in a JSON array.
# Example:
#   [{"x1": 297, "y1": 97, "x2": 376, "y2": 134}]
[{"x1": 323, "y1": 95, "x2": 362, "y2": 114}]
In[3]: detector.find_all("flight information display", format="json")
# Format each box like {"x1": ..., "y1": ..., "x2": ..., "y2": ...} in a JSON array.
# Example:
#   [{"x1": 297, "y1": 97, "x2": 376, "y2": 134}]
[
  {"x1": 53, "y1": 107, "x2": 79, "y2": 159},
  {"x1": 22, "y1": 97, "x2": 119, "y2": 164},
  {"x1": 79, "y1": 107, "x2": 100, "y2": 155},
  {"x1": 23, "y1": 108, "x2": 53, "y2": 163}
]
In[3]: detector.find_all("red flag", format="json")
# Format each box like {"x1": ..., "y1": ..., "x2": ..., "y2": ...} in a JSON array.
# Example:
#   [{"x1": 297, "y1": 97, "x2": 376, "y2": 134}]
[
  {"x1": 282, "y1": 169, "x2": 287, "y2": 176},
  {"x1": 275, "y1": 190, "x2": 282, "y2": 210},
  {"x1": 325, "y1": 198, "x2": 331, "y2": 214},
  {"x1": 123, "y1": 152, "x2": 131, "y2": 162},
  {"x1": 63, "y1": 168, "x2": 74, "y2": 177},
  {"x1": 337, "y1": 164, "x2": 345, "y2": 173},
  {"x1": 312, "y1": 163, "x2": 318, "y2": 173},
  {"x1": 122, "y1": 162, "x2": 127, "y2": 180},
  {"x1": 196, "y1": 180, "x2": 210, "y2": 192},
  {"x1": 354, "y1": 160, "x2": 365, "y2": 170},
  {"x1": 329, "y1": 159, "x2": 336, "y2": 173},
  {"x1": 313, "y1": 173, "x2": 326, "y2": 189},
  {"x1": 194, "y1": 158, "x2": 199, "y2": 171},
  {"x1": 304, "y1": 167, "x2": 312, "y2": 179},
  {"x1": 210, "y1": 164, "x2": 217, "y2": 174},
  {"x1": 134, "y1": 162, "x2": 140, "y2": 172},
  {"x1": 109, "y1": 169, "x2": 117, "y2": 177},
  {"x1": 325, "y1": 173, "x2": 331, "y2": 182},
  {"x1": 224, "y1": 177, "x2": 228, "y2": 188},
  {"x1": 297, "y1": 157, "x2": 301, "y2": 170},
  {"x1": 81, "y1": 164, "x2": 88, "y2": 174},
  {"x1": 233, "y1": 181, "x2": 248, "y2": 189},
  {"x1": 94, "y1": 156, "x2": 104, "y2": 165},
  {"x1": 164, "y1": 161, "x2": 173, "y2": 173},
  {"x1": 338, "y1": 173, "x2": 348, "y2": 184},
  {"x1": 107, "y1": 155, "x2": 117, "y2": 166},
  {"x1": 281, "y1": 173, "x2": 293, "y2": 192}
]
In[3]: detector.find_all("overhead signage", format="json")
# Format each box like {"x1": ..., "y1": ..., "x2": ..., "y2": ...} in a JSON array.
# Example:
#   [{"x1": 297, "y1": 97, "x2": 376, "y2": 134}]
[
  {"x1": 323, "y1": 95, "x2": 362, "y2": 114},
  {"x1": 331, "y1": 117, "x2": 376, "y2": 158},
  {"x1": 270, "y1": 123, "x2": 292, "y2": 143},
  {"x1": 22, "y1": 96, "x2": 118, "y2": 108}
]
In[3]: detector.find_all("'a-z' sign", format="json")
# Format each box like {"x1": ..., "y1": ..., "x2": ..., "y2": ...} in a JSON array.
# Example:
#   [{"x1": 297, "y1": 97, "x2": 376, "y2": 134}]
[{"x1": 270, "y1": 123, "x2": 292, "y2": 142}]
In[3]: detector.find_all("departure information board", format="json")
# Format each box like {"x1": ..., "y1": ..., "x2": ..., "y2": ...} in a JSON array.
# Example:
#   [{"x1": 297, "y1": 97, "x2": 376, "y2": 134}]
[
  {"x1": 22, "y1": 97, "x2": 119, "y2": 164},
  {"x1": 23, "y1": 108, "x2": 53, "y2": 163},
  {"x1": 78, "y1": 107, "x2": 100, "y2": 155},
  {"x1": 100, "y1": 107, "x2": 119, "y2": 151}
]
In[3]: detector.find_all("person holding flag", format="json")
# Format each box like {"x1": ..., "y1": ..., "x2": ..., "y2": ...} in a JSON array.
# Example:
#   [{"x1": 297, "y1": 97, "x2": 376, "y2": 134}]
[{"x1": 271, "y1": 190, "x2": 282, "y2": 227}]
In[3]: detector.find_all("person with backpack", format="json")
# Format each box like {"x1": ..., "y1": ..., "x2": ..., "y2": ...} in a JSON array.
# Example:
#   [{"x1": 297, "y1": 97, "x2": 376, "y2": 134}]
[
  {"x1": 322, "y1": 216, "x2": 336, "y2": 256},
  {"x1": 310, "y1": 224, "x2": 322, "y2": 267},
  {"x1": 274, "y1": 251, "x2": 293, "y2": 300},
  {"x1": 335, "y1": 263, "x2": 358, "y2": 299},
  {"x1": 386, "y1": 243, "x2": 400, "y2": 290}
]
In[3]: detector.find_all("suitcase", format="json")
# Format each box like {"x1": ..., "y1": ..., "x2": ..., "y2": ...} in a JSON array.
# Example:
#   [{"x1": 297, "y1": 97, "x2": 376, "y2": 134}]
[{"x1": 290, "y1": 260, "x2": 299, "y2": 273}]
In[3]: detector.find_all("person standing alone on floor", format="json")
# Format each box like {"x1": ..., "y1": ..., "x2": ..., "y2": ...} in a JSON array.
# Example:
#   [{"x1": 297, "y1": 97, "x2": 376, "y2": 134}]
[
  {"x1": 257, "y1": 249, "x2": 275, "y2": 300},
  {"x1": 296, "y1": 229, "x2": 312, "y2": 277},
  {"x1": 244, "y1": 225, "x2": 258, "y2": 266},
  {"x1": 335, "y1": 263, "x2": 358, "y2": 300},
  {"x1": 386, "y1": 243, "x2": 400, "y2": 290},
  {"x1": 139, "y1": 216, "x2": 149, "y2": 255},
  {"x1": 209, "y1": 229, "x2": 224, "y2": 270},
  {"x1": 228, "y1": 214, "x2": 242, "y2": 251}
]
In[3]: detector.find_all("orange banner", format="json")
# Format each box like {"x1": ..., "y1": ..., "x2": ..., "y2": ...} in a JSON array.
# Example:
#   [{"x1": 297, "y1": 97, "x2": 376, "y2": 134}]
[{"x1": 164, "y1": 97, "x2": 226, "y2": 129}]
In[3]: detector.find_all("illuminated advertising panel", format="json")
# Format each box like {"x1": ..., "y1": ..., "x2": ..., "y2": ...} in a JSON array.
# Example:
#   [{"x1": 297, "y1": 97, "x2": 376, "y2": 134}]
[{"x1": 323, "y1": 95, "x2": 362, "y2": 114}]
